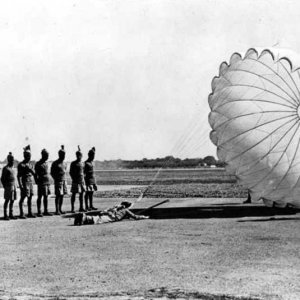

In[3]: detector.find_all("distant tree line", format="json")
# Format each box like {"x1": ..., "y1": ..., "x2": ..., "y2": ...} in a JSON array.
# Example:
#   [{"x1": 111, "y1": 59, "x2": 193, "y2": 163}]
[{"x1": 93, "y1": 156, "x2": 225, "y2": 170}]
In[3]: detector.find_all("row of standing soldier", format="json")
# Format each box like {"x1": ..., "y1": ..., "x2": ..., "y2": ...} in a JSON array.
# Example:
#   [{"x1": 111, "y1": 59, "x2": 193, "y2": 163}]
[{"x1": 0, "y1": 145, "x2": 97, "y2": 220}]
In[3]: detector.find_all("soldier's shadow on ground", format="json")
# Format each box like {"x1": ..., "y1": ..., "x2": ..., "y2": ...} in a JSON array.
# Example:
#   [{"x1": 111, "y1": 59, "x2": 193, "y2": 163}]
[
  {"x1": 237, "y1": 217, "x2": 300, "y2": 222},
  {"x1": 133, "y1": 205, "x2": 300, "y2": 220}
]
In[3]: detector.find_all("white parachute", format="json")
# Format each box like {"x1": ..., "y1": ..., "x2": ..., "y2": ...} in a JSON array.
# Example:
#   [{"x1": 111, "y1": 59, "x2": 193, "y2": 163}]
[{"x1": 209, "y1": 48, "x2": 300, "y2": 208}]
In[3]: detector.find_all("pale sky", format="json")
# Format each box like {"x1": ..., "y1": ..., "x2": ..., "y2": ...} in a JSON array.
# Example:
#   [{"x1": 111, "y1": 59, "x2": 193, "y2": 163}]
[{"x1": 1, "y1": 0, "x2": 300, "y2": 161}]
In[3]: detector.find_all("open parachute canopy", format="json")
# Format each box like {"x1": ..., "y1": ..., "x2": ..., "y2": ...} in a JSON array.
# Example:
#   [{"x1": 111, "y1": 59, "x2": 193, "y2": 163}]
[{"x1": 208, "y1": 48, "x2": 300, "y2": 208}]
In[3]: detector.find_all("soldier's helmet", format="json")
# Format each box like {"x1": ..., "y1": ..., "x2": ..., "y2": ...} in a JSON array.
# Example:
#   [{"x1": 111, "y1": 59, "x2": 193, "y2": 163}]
[{"x1": 121, "y1": 201, "x2": 133, "y2": 209}]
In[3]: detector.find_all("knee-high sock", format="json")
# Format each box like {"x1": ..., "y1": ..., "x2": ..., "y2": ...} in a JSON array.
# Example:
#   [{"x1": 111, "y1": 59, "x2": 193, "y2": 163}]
[{"x1": 19, "y1": 197, "x2": 25, "y2": 216}]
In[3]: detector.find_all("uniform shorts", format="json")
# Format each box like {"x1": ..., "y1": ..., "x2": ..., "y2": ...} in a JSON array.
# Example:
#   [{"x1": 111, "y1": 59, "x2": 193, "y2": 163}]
[
  {"x1": 38, "y1": 184, "x2": 51, "y2": 197},
  {"x1": 86, "y1": 184, "x2": 98, "y2": 192},
  {"x1": 4, "y1": 185, "x2": 17, "y2": 201},
  {"x1": 71, "y1": 183, "x2": 85, "y2": 194},
  {"x1": 21, "y1": 182, "x2": 34, "y2": 198},
  {"x1": 54, "y1": 181, "x2": 68, "y2": 196},
  {"x1": 94, "y1": 215, "x2": 113, "y2": 224},
  {"x1": 74, "y1": 213, "x2": 113, "y2": 226}
]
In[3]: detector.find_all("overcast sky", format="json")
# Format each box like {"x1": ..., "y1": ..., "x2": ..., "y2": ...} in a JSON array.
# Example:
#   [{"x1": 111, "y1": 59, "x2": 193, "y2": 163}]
[{"x1": 1, "y1": 0, "x2": 300, "y2": 161}]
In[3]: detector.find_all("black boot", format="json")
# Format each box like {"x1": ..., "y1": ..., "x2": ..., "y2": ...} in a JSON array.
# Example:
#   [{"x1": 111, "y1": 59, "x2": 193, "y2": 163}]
[
  {"x1": 27, "y1": 208, "x2": 36, "y2": 218},
  {"x1": 43, "y1": 211, "x2": 53, "y2": 216}
]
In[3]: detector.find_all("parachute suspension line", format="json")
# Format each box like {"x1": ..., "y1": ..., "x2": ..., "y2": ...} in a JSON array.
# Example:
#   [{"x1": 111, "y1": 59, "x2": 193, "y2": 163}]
[
  {"x1": 248, "y1": 119, "x2": 300, "y2": 189},
  {"x1": 135, "y1": 166, "x2": 164, "y2": 202},
  {"x1": 179, "y1": 125, "x2": 211, "y2": 158},
  {"x1": 184, "y1": 139, "x2": 210, "y2": 159},
  {"x1": 178, "y1": 115, "x2": 210, "y2": 154},
  {"x1": 172, "y1": 116, "x2": 207, "y2": 157},
  {"x1": 174, "y1": 124, "x2": 207, "y2": 158},
  {"x1": 135, "y1": 109, "x2": 208, "y2": 203},
  {"x1": 170, "y1": 113, "x2": 202, "y2": 154}
]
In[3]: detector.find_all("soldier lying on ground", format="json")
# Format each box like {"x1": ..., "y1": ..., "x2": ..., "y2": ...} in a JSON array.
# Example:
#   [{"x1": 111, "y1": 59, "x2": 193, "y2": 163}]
[{"x1": 73, "y1": 201, "x2": 149, "y2": 226}]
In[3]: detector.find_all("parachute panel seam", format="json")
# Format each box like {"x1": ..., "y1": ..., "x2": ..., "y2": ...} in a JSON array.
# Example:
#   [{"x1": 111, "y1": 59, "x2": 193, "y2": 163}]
[
  {"x1": 248, "y1": 120, "x2": 300, "y2": 190},
  {"x1": 248, "y1": 57, "x2": 299, "y2": 107},
  {"x1": 225, "y1": 68, "x2": 299, "y2": 106}
]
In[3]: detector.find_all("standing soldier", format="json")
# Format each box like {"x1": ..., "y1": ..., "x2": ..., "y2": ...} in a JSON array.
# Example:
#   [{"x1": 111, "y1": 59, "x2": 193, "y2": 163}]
[
  {"x1": 1, "y1": 152, "x2": 18, "y2": 220},
  {"x1": 84, "y1": 147, "x2": 97, "y2": 211},
  {"x1": 35, "y1": 149, "x2": 52, "y2": 216},
  {"x1": 51, "y1": 146, "x2": 67, "y2": 215},
  {"x1": 17, "y1": 145, "x2": 36, "y2": 218},
  {"x1": 70, "y1": 146, "x2": 85, "y2": 213}
]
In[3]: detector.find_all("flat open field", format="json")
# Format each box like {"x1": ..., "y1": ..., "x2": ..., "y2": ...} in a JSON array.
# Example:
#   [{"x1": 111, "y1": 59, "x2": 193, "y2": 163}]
[
  {"x1": 94, "y1": 168, "x2": 247, "y2": 199},
  {"x1": 94, "y1": 168, "x2": 237, "y2": 185},
  {"x1": 0, "y1": 169, "x2": 299, "y2": 300}
]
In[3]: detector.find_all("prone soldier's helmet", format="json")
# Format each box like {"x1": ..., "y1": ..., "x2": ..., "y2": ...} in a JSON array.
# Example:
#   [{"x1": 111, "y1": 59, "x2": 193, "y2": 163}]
[{"x1": 120, "y1": 201, "x2": 133, "y2": 209}]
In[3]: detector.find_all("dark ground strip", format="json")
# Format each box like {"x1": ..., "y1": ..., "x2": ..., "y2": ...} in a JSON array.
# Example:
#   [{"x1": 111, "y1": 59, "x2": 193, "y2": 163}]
[{"x1": 0, "y1": 287, "x2": 268, "y2": 299}]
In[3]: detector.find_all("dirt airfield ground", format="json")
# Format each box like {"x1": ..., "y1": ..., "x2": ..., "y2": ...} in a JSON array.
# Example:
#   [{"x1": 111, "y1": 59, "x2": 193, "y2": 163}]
[{"x1": 0, "y1": 196, "x2": 300, "y2": 300}]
